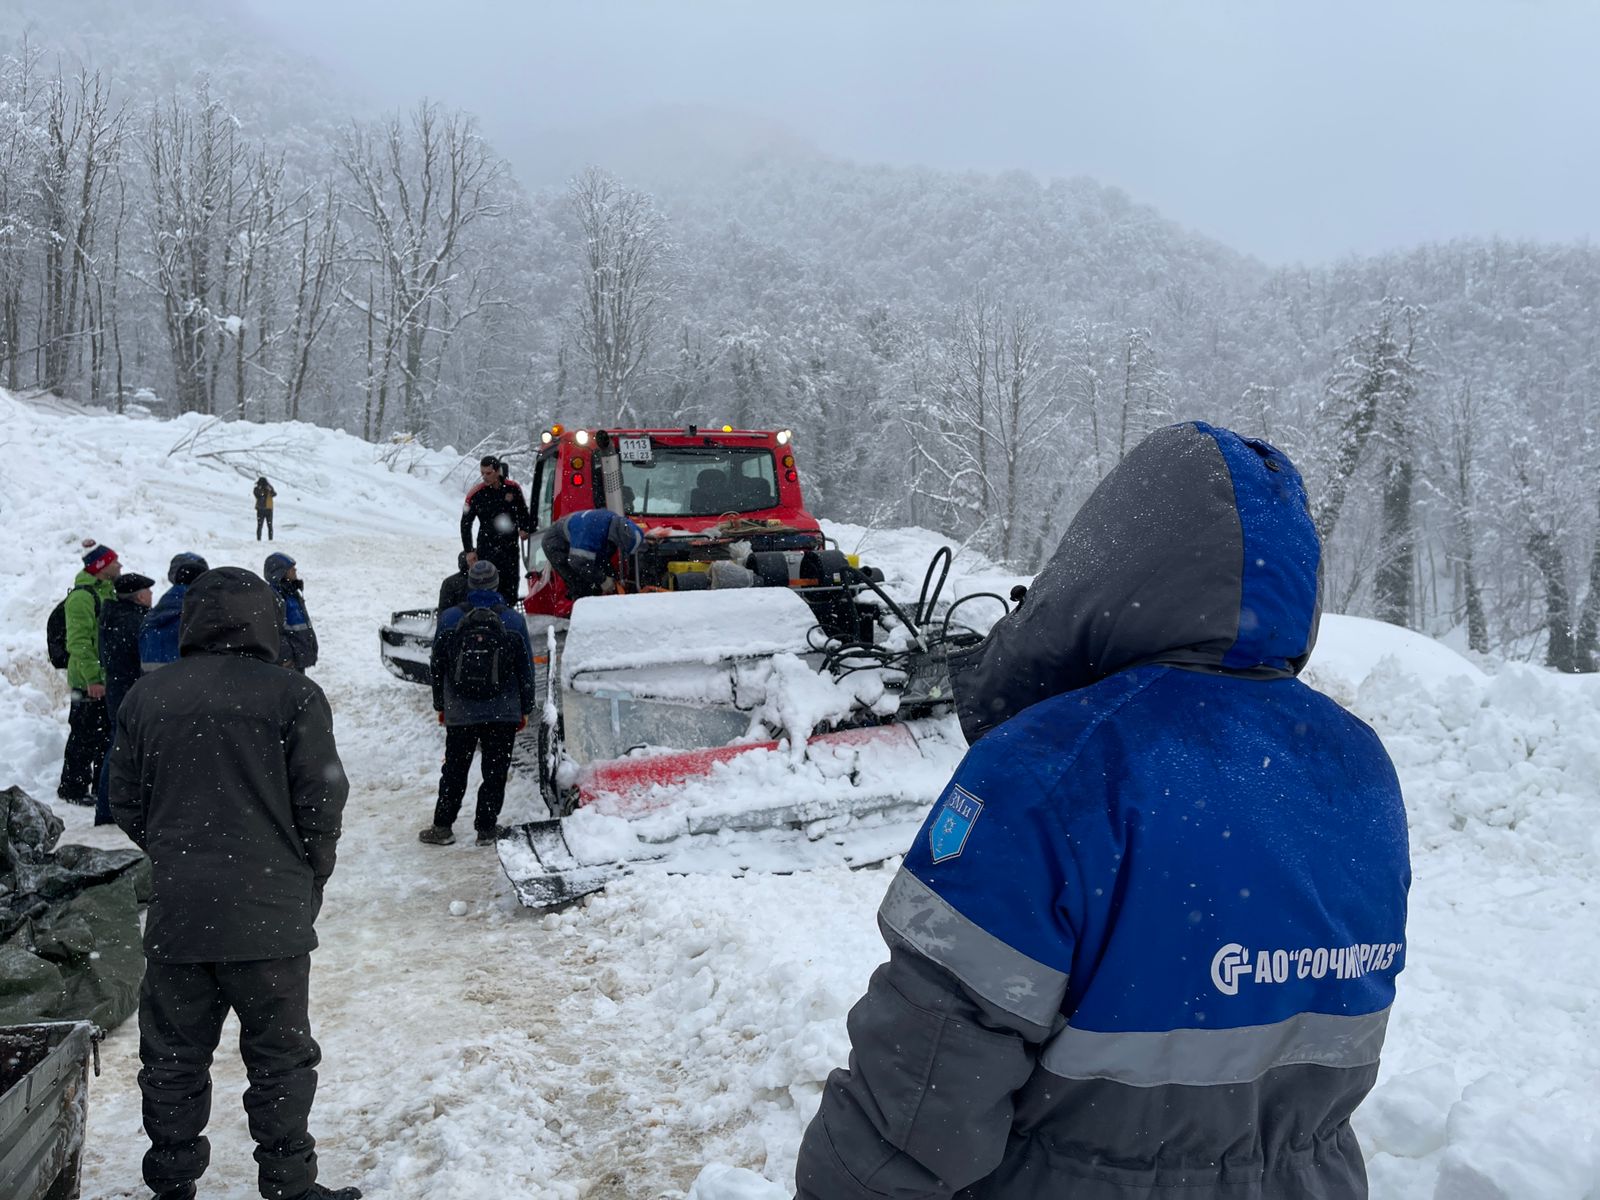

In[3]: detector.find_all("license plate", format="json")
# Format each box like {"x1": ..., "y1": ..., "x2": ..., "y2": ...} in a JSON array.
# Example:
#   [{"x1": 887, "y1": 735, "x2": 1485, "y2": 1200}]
[{"x1": 619, "y1": 436, "x2": 653, "y2": 463}]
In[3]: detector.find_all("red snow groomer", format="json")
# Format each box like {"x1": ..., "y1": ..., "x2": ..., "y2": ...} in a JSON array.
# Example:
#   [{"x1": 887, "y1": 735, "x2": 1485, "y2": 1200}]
[
  {"x1": 381, "y1": 424, "x2": 1007, "y2": 907},
  {"x1": 522, "y1": 424, "x2": 836, "y2": 617}
]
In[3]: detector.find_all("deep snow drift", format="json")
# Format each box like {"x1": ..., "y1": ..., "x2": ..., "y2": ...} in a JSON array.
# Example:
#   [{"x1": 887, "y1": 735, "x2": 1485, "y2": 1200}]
[{"x1": 1, "y1": 390, "x2": 1596, "y2": 1199}]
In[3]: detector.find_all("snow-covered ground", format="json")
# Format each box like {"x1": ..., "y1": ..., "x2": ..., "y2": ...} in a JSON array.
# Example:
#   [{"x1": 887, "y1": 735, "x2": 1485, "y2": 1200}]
[{"x1": 1, "y1": 390, "x2": 1596, "y2": 1199}]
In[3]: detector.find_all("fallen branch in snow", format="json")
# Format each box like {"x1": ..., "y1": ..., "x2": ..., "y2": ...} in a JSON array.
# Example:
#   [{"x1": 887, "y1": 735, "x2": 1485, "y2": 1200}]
[
  {"x1": 165, "y1": 417, "x2": 320, "y2": 487},
  {"x1": 374, "y1": 432, "x2": 432, "y2": 476},
  {"x1": 444, "y1": 433, "x2": 538, "y2": 488}
]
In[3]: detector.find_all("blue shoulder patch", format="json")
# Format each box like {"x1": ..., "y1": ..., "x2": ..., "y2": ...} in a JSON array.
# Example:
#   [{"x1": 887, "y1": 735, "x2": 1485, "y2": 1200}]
[{"x1": 930, "y1": 785, "x2": 984, "y2": 863}]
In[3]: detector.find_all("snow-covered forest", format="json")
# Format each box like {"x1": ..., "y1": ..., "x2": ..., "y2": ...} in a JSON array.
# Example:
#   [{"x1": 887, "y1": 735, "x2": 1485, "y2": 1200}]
[{"x1": 6, "y1": 0, "x2": 1600, "y2": 668}]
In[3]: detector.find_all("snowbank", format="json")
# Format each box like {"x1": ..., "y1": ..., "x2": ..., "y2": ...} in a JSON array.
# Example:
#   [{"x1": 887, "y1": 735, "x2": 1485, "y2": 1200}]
[{"x1": 564, "y1": 609, "x2": 1600, "y2": 1198}]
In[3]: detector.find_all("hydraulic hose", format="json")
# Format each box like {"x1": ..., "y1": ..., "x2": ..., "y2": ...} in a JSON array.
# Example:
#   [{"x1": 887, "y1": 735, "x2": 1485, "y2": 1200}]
[{"x1": 915, "y1": 546, "x2": 953, "y2": 628}]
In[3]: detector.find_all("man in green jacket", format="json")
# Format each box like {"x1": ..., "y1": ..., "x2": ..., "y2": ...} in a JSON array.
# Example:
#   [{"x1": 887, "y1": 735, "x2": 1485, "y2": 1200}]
[{"x1": 58, "y1": 542, "x2": 120, "y2": 803}]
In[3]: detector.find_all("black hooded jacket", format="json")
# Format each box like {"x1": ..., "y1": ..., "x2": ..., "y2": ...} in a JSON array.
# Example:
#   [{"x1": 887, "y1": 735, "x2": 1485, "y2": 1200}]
[
  {"x1": 438, "y1": 551, "x2": 471, "y2": 613},
  {"x1": 98, "y1": 595, "x2": 148, "y2": 717},
  {"x1": 108, "y1": 567, "x2": 349, "y2": 963}
]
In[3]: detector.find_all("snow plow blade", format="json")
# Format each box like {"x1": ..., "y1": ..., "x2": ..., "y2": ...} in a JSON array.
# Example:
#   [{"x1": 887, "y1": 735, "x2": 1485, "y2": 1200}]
[
  {"x1": 496, "y1": 819, "x2": 624, "y2": 909},
  {"x1": 379, "y1": 608, "x2": 435, "y2": 685},
  {"x1": 496, "y1": 808, "x2": 930, "y2": 909},
  {"x1": 496, "y1": 719, "x2": 961, "y2": 908}
]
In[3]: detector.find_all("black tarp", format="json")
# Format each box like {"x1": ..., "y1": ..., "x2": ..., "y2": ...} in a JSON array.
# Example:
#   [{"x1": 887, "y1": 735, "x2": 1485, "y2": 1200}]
[{"x1": 0, "y1": 787, "x2": 149, "y2": 1030}]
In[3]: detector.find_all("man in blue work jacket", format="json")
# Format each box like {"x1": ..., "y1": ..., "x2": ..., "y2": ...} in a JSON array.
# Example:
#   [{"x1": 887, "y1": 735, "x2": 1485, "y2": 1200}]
[
  {"x1": 541, "y1": 508, "x2": 644, "y2": 599},
  {"x1": 797, "y1": 421, "x2": 1411, "y2": 1200}
]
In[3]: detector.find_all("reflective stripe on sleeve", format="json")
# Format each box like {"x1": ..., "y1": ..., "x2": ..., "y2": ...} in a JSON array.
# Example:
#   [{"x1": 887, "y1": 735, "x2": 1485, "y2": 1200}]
[
  {"x1": 879, "y1": 868, "x2": 1069, "y2": 1029},
  {"x1": 1041, "y1": 1007, "x2": 1390, "y2": 1088}
]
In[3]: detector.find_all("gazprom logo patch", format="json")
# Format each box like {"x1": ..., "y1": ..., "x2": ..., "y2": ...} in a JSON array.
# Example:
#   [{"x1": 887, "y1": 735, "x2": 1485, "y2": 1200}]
[
  {"x1": 929, "y1": 785, "x2": 984, "y2": 864},
  {"x1": 1211, "y1": 940, "x2": 1404, "y2": 995},
  {"x1": 1211, "y1": 943, "x2": 1251, "y2": 996}
]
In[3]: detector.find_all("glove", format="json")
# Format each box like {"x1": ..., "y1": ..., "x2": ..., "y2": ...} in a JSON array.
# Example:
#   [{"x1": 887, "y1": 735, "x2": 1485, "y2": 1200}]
[{"x1": 436, "y1": 710, "x2": 446, "y2": 725}]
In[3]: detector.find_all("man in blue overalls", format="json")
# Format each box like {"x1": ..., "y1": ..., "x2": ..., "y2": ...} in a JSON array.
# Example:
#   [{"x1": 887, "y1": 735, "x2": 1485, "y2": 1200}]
[{"x1": 540, "y1": 509, "x2": 645, "y2": 599}]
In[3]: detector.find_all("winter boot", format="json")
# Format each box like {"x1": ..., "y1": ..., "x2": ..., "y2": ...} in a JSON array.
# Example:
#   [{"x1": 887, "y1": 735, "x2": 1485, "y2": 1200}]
[
  {"x1": 475, "y1": 828, "x2": 497, "y2": 846},
  {"x1": 418, "y1": 825, "x2": 455, "y2": 846},
  {"x1": 153, "y1": 1187, "x2": 197, "y2": 1200},
  {"x1": 292, "y1": 1187, "x2": 362, "y2": 1200}
]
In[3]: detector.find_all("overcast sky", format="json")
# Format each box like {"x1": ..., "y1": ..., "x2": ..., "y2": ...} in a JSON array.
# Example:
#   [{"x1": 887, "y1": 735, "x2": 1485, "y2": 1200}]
[{"x1": 241, "y1": 0, "x2": 1599, "y2": 265}]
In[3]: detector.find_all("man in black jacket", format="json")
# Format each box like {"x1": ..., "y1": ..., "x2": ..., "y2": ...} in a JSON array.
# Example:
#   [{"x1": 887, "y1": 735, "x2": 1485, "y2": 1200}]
[
  {"x1": 93, "y1": 571, "x2": 153, "y2": 826},
  {"x1": 437, "y1": 550, "x2": 471, "y2": 614},
  {"x1": 460, "y1": 455, "x2": 530, "y2": 607},
  {"x1": 108, "y1": 567, "x2": 359, "y2": 1200}
]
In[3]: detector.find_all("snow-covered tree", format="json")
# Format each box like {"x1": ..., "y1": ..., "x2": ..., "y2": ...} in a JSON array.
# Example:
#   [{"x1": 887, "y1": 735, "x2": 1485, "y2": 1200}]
[
  {"x1": 567, "y1": 166, "x2": 673, "y2": 425},
  {"x1": 340, "y1": 101, "x2": 504, "y2": 437}
]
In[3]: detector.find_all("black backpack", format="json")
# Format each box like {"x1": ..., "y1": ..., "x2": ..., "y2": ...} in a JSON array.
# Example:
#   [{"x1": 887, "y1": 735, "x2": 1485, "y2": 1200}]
[
  {"x1": 46, "y1": 584, "x2": 100, "y2": 670},
  {"x1": 449, "y1": 603, "x2": 515, "y2": 700}
]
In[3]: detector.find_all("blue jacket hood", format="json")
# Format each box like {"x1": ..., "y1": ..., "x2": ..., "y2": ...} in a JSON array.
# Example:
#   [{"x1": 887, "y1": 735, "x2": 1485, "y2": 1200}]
[
  {"x1": 263, "y1": 552, "x2": 296, "y2": 588},
  {"x1": 949, "y1": 421, "x2": 1321, "y2": 742}
]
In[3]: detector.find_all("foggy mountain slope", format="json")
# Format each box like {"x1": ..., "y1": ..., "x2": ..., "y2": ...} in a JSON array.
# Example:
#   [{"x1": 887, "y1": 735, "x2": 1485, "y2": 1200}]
[
  {"x1": 0, "y1": 0, "x2": 360, "y2": 136},
  {"x1": 657, "y1": 153, "x2": 1264, "y2": 314}
]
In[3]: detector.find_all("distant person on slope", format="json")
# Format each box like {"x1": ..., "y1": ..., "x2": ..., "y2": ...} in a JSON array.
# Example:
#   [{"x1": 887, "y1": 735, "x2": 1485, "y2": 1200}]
[
  {"x1": 795, "y1": 422, "x2": 1411, "y2": 1200},
  {"x1": 437, "y1": 550, "x2": 471, "y2": 614},
  {"x1": 540, "y1": 508, "x2": 645, "y2": 600},
  {"x1": 420, "y1": 559, "x2": 535, "y2": 847},
  {"x1": 140, "y1": 552, "x2": 210, "y2": 673},
  {"x1": 108, "y1": 567, "x2": 358, "y2": 1200},
  {"x1": 254, "y1": 476, "x2": 277, "y2": 540},
  {"x1": 265, "y1": 552, "x2": 319, "y2": 673},
  {"x1": 94, "y1": 571, "x2": 154, "y2": 826},
  {"x1": 56, "y1": 541, "x2": 120, "y2": 804},
  {"x1": 460, "y1": 455, "x2": 530, "y2": 607}
]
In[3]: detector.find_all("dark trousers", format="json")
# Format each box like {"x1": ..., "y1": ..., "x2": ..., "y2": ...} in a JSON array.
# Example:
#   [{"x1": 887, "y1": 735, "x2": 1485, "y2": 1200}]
[
  {"x1": 256, "y1": 509, "x2": 274, "y2": 539},
  {"x1": 139, "y1": 956, "x2": 321, "y2": 1199},
  {"x1": 478, "y1": 542, "x2": 521, "y2": 607},
  {"x1": 548, "y1": 544, "x2": 609, "y2": 600},
  {"x1": 58, "y1": 689, "x2": 110, "y2": 799},
  {"x1": 434, "y1": 722, "x2": 518, "y2": 833},
  {"x1": 94, "y1": 687, "x2": 130, "y2": 825}
]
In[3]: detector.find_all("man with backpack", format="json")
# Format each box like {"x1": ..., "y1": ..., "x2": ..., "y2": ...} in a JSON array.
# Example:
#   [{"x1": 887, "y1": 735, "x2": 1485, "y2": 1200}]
[
  {"x1": 52, "y1": 542, "x2": 121, "y2": 803},
  {"x1": 420, "y1": 559, "x2": 536, "y2": 847}
]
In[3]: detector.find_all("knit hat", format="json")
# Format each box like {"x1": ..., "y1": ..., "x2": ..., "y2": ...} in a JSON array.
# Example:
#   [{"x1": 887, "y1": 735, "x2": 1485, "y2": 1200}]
[
  {"x1": 114, "y1": 572, "x2": 156, "y2": 596},
  {"x1": 467, "y1": 559, "x2": 499, "y2": 590},
  {"x1": 168, "y1": 552, "x2": 210, "y2": 586},
  {"x1": 82, "y1": 543, "x2": 118, "y2": 576}
]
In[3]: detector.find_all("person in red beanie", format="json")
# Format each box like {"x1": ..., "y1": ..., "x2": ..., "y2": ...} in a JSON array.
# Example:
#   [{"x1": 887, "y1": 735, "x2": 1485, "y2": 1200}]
[{"x1": 57, "y1": 541, "x2": 121, "y2": 802}]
